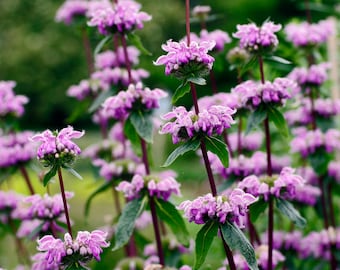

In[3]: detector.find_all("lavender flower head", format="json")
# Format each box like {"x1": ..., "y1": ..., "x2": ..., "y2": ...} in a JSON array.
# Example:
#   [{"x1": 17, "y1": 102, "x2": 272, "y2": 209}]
[
  {"x1": 33, "y1": 230, "x2": 109, "y2": 269},
  {"x1": 233, "y1": 21, "x2": 282, "y2": 53},
  {"x1": 231, "y1": 78, "x2": 295, "y2": 109},
  {"x1": 116, "y1": 171, "x2": 181, "y2": 201},
  {"x1": 31, "y1": 126, "x2": 85, "y2": 167},
  {"x1": 197, "y1": 92, "x2": 244, "y2": 111},
  {"x1": 55, "y1": 0, "x2": 88, "y2": 25},
  {"x1": 102, "y1": 82, "x2": 167, "y2": 120},
  {"x1": 0, "y1": 80, "x2": 29, "y2": 118},
  {"x1": 185, "y1": 29, "x2": 231, "y2": 52},
  {"x1": 154, "y1": 39, "x2": 215, "y2": 79},
  {"x1": 0, "y1": 191, "x2": 25, "y2": 224},
  {"x1": 238, "y1": 167, "x2": 305, "y2": 201},
  {"x1": 192, "y1": 5, "x2": 211, "y2": 18},
  {"x1": 178, "y1": 189, "x2": 257, "y2": 228},
  {"x1": 87, "y1": 0, "x2": 151, "y2": 35},
  {"x1": 285, "y1": 19, "x2": 335, "y2": 47},
  {"x1": 160, "y1": 105, "x2": 235, "y2": 144},
  {"x1": 95, "y1": 46, "x2": 140, "y2": 69}
]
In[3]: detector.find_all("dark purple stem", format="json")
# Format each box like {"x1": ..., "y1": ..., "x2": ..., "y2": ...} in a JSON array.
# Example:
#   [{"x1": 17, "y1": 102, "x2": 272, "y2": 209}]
[
  {"x1": 200, "y1": 139, "x2": 217, "y2": 196},
  {"x1": 19, "y1": 166, "x2": 35, "y2": 195},
  {"x1": 220, "y1": 226, "x2": 237, "y2": 270},
  {"x1": 81, "y1": 27, "x2": 94, "y2": 76},
  {"x1": 209, "y1": 70, "x2": 218, "y2": 94},
  {"x1": 120, "y1": 34, "x2": 132, "y2": 84},
  {"x1": 57, "y1": 168, "x2": 73, "y2": 238},
  {"x1": 237, "y1": 117, "x2": 243, "y2": 156},
  {"x1": 150, "y1": 196, "x2": 165, "y2": 265},
  {"x1": 9, "y1": 217, "x2": 30, "y2": 265},
  {"x1": 268, "y1": 196, "x2": 274, "y2": 270},
  {"x1": 327, "y1": 183, "x2": 336, "y2": 227},
  {"x1": 304, "y1": 0, "x2": 312, "y2": 23}
]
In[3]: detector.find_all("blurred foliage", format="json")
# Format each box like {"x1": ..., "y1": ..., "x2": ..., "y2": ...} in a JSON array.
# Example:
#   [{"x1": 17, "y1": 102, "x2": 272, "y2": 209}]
[{"x1": 0, "y1": 0, "x2": 337, "y2": 130}]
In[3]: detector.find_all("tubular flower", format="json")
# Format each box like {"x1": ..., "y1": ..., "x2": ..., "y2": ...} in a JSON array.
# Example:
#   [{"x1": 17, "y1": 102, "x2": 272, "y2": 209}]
[
  {"x1": 55, "y1": 0, "x2": 88, "y2": 25},
  {"x1": 0, "y1": 80, "x2": 28, "y2": 118}
]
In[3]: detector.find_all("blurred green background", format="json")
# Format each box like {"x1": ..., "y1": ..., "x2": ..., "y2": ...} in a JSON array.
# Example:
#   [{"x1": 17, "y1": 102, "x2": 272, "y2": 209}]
[{"x1": 0, "y1": 0, "x2": 314, "y2": 130}]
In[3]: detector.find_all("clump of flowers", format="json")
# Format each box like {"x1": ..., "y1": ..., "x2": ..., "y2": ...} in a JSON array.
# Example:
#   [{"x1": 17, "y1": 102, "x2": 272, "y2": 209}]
[
  {"x1": 0, "y1": 190, "x2": 25, "y2": 224},
  {"x1": 102, "y1": 82, "x2": 167, "y2": 120},
  {"x1": 154, "y1": 39, "x2": 216, "y2": 79},
  {"x1": 178, "y1": 189, "x2": 257, "y2": 228},
  {"x1": 233, "y1": 21, "x2": 282, "y2": 53},
  {"x1": 31, "y1": 126, "x2": 84, "y2": 168},
  {"x1": 0, "y1": 80, "x2": 29, "y2": 118},
  {"x1": 87, "y1": 0, "x2": 151, "y2": 35},
  {"x1": 237, "y1": 167, "x2": 305, "y2": 201},
  {"x1": 197, "y1": 92, "x2": 243, "y2": 111},
  {"x1": 160, "y1": 105, "x2": 235, "y2": 144},
  {"x1": 55, "y1": 0, "x2": 88, "y2": 25},
  {"x1": 95, "y1": 46, "x2": 141, "y2": 69},
  {"x1": 284, "y1": 19, "x2": 335, "y2": 47},
  {"x1": 32, "y1": 230, "x2": 110, "y2": 269},
  {"x1": 231, "y1": 78, "x2": 296, "y2": 109},
  {"x1": 185, "y1": 29, "x2": 231, "y2": 52},
  {"x1": 116, "y1": 171, "x2": 181, "y2": 201}
]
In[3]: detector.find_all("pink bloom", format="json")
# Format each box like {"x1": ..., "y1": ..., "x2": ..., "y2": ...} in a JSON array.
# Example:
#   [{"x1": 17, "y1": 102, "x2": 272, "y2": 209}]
[
  {"x1": 0, "y1": 80, "x2": 28, "y2": 118},
  {"x1": 55, "y1": 0, "x2": 88, "y2": 25}
]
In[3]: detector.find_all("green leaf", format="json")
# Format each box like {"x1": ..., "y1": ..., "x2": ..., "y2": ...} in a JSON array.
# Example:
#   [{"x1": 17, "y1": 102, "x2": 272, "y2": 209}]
[
  {"x1": 113, "y1": 196, "x2": 147, "y2": 251},
  {"x1": 308, "y1": 148, "x2": 332, "y2": 176},
  {"x1": 246, "y1": 105, "x2": 267, "y2": 134},
  {"x1": 124, "y1": 117, "x2": 142, "y2": 156},
  {"x1": 194, "y1": 220, "x2": 218, "y2": 270},
  {"x1": 85, "y1": 180, "x2": 113, "y2": 218},
  {"x1": 267, "y1": 106, "x2": 289, "y2": 137},
  {"x1": 249, "y1": 198, "x2": 267, "y2": 223},
  {"x1": 43, "y1": 164, "x2": 59, "y2": 186},
  {"x1": 154, "y1": 198, "x2": 190, "y2": 247},
  {"x1": 65, "y1": 263, "x2": 88, "y2": 270},
  {"x1": 127, "y1": 32, "x2": 152, "y2": 56},
  {"x1": 129, "y1": 111, "x2": 153, "y2": 143},
  {"x1": 162, "y1": 138, "x2": 200, "y2": 167},
  {"x1": 88, "y1": 90, "x2": 114, "y2": 113},
  {"x1": 204, "y1": 136, "x2": 229, "y2": 167},
  {"x1": 63, "y1": 166, "x2": 83, "y2": 180},
  {"x1": 239, "y1": 55, "x2": 258, "y2": 77},
  {"x1": 265, "y1": 55, "x2": 291, "y2": 65},
  {"x1": 94, "y1": 35, "x2": 112, "y2": 55},
  {"x1": 187, "y1": 77, "x2": 206, "y2": 85},
  {"x1": 67, "y1": 99, "x2": 91, "y2": 123},
  {"x1": 275, "y1": 198, "x2": 306, "y2": 228},
  {"x1": 28, "y1": 222, "x2": 45, "y2": 239},
  {"x1": 172, "y1": 81, "x2": 190, "y2": 104},
  {"x1": 221, "y1": 221, "x2": 259, "y2": 270}
]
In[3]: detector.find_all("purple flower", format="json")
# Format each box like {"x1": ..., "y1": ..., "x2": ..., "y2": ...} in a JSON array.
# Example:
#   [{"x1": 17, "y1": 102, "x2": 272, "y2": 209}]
[
  {"x1": 233, "y1": 21, "x2": 282, "y2": 53},
  {"x1": 55, "y1": 0, "x2": 88, "y2": 25},
  {"x1": 95, "y1": 47, "x2": 140, "y2": 69},
  {"x1": 154, "y1": 39, "x2": 215, "y2": 79},
  {"x1": 285, "y1": 19, "x2": 335, "y2": 47},
  {"x1": 192, "y1": 5, "x2": 211, "y2": 18},
  {"x1": 0, "y1": 80, "x2": 28, "y2": 118},
  {"x1": 116, "y1": 171, "x2": 181, "y2": 201},
  {"x1": 31, "y1": 126, "x2": 84, "y2": 166},
  {"x1": 256, "y1": 245, "x2": 285, "y2": 270},
  {"x1": 67, "y1": 79, "x2": 95, "y2": 101},
  {"x1": 0, "y1": 191, "x2": 25, "y2": 224},
  {"x1": 102, "y1": 82, "x2": 167, "y2": 120},
  {"x1": 226, "y1": 46, "x2": 251, "y2": 66},
  {"x1": 160, "y1": 105, "x2": 235, "y2": 144},
  {"x1": 178, "y1": 189, "x2": 257, "y2": 227},
  {"x1": 232, "y1": 78, "x2": 295, "y2": 109},
  {"x1": 87, "y1": 0, "x2": 151, "y2": 35},
  {"x1": 197, "y1": 92, "x2": 243, "y2": 111}
]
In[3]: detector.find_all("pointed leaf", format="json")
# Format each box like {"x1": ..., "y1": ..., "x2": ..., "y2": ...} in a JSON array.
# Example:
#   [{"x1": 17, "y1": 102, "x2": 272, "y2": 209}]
[
  {"x1": 204, "y1": 136, "x2": 229, "y2": 167},
  {"x1": 113, "y1": 196, "x2": 147, "y2": 251},
  {"x1": 63, "y1": 166, "x2": 83, "y2": 180},
  {"x1": 124, "y1": 118, "x2": 142, "y2": 156},
  {"x1": 249, "y1": 198, "x2": 267, "y2": 223},
  {"x1": 172, "y1": 82, "x2": 190, "y2": 104},
  {"x1": 85, "y1": 180, "x2": 113, "y2": 218},
  {"x1": 43, "y1": 164, "x2": 59, "y2": 186},
  {"x1": 194, "y1": 220, "x2": 218, "y2": 270},
  {"x1": 239, "y1": 55, "x2": 258, "y2": 77},
  {"x1": 154, "y1": 198, "x2": 190, "y2": 247},
  {"x1": 246, "y1": 105, "x2": 267, "y2": 134},
  {"x1": 28, "y1": 222, "x2": 45, "y2": 239},
  {"x1": 187, "y1": 77, "x2": 206, "y2": 85},
  {"x1": 267, "y1": 106, "x2": 289, "y2": 137},
  {"x1": 88, "y1": 90, "x2": 114, "y2": 113},
  {"x1": 129, "y1": 111, "x2": 153, "y2": 143},
  {"x1": 162, "y1": 138, "x2": 200, "y2": 167},
  {"x1": 65, "y1": 263, "x2": 88, "y2": 270},
  {"x1": 266, "y1": 55, "x2": 291, "y2": 65},
  {"x1": 276, "y1": 198, "x2": 306, "y2": 228},
  {"x1": 127, "y1": 32, "x2": 152, "y2": 56},
  {"x1": 94, "y1": 35, "x2": 112, "y2": 55},
  {"x1": 221, "y1": 221, "x2": 259, "y2": 270},
  {"x1": 308, "y1": 148, "x2": 332, "y2": 176}
]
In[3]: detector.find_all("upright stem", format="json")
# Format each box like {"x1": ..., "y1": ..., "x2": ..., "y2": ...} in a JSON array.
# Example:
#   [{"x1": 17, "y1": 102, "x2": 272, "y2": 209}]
[
  {"x1": 57, "y1": 168, "x2": 73, "y2": 238},
  {"x1": 8, "y1": 217, "x2": 30, "y2": 265},
  {"x1": 237, "y1": 117, "x2": 243, "y2": 155},
  {"x1": 185, "y1": 0, "x2": 191, "y2": 45},
  {"x1": 267, "y1": 196, "x2": 274, "y2": 270},
  {"x1": 220, "y1": 226, "x2": 237, "y2": 270},
  {"x1": 19, "y1": 166, "x2": 35, "y2": 195},
  {"x1": 120, "y1": 34, "x2": 132, "y2": 84},
  {"x1": 190, "y1": 82, "x2": 200, "y2": 114},
  {"x1": 200, "y1": 139, "x2": 217, "y2": 196},
  {"x1": 304, "y1": 0, "x2": 312, "y2": 24},
  {"x1": 327, "y1": 183, "x2": 336, "y2": 227},
  {"x1": 81, "y1": 28, "x2": 94, "y2": 76},
  {"x1": 209, "y1": 70, "x2": 218, "y2": 94}
]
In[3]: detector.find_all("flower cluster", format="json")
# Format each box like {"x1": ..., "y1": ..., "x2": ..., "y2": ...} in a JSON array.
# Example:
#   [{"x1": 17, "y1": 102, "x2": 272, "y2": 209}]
[
  {"x1": 0, "y1": 131, "x2": 37, "y2": 168},
  {"x1": 237, "y1": 167, "x2": 305, "y2": 201},
  {"x1": 32, "y1": 230, "x2": 109, "y2": 269},
  {"x1": 55, "y1": 0, "x2": 88, "y2": 25},
  {"x1": 186, "y1": 29, "x2": 231, "y2": 52},
  {"x1": 102, "y1": 82, "x2": 167, "y2": 120},
  {"x1": 32, "y1": 126, "x2": 85, "y2": 167},
  {"x1": 192, "y1": 5, "x2": 211, "y2": 19},
  {"x1": 288, "y1": 62, "x2": 330, "y2": 88},
  {"x1": 178, "y1": 189, "x2": 257, "y2": 228},
  {"x1": 290, "y1": 128, "x2": 340, "y2": 157},
  {"x1": 233, "y1": 21, "x2": 282, "y2": 53},
  {"x1": 284, "y1": 19, "x2": 335, "y2": 47},
  {"x1": 0, "y1": 191, "x2": 25, "y2": 224},
  {"x1": 95, "y1": 46, "x2": 140, "y2": 69},
  {"x1": 87, "y1": 0, "x2": 151, "y2": 35},
  {"x1": 232, "y1": 78, "x2": 295, "y2": 109},
  {"x1": 154, "y1": 40, "x2": 215, "y2": 79},
  {"x1": 0, "y1": 80, "x2": 28, "y2": 118},
  {"x1": 197, "y1": 92, "x2": 243, "y2": 111},
  {"x1": 160, "y1": 105, "x2": 235, "y2": 144},
  {"x1": 116, "y1": 171, "x2": 181, "y2": 201}
]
